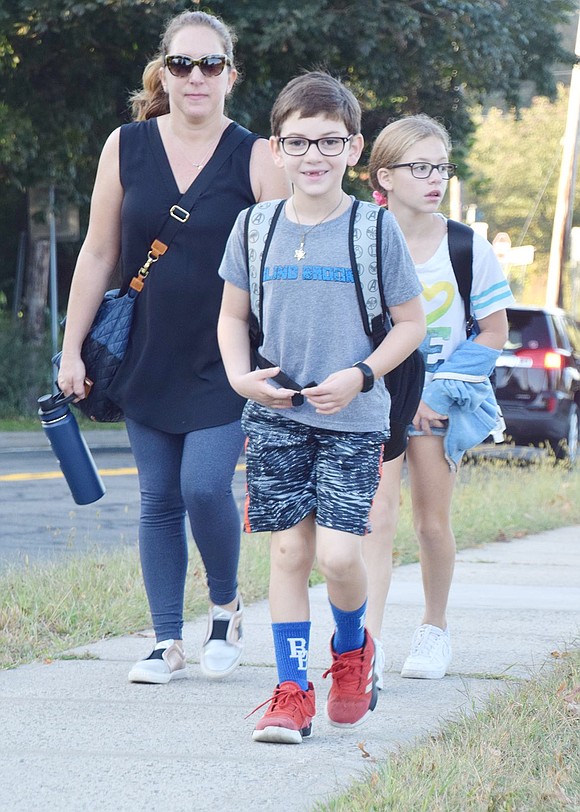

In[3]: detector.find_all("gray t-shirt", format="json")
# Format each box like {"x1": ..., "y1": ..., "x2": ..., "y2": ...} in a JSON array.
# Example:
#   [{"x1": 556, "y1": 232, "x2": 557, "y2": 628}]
[{"x1": 218, "y1": 197, "x2": 422, "y2": 432}]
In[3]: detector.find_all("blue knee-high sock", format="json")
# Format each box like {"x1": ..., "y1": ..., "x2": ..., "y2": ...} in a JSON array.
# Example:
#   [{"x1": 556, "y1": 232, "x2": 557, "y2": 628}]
[
  {"x1": 272, "y1": 622, "x2": 311, "y2": 690},
  {"x1": 330, "y1": 600, "x2": 367, "y2": 654}
]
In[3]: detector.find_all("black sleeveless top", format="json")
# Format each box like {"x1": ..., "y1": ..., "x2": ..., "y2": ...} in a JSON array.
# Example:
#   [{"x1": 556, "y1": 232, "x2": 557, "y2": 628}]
[{"x1": 108, "y1": 119, "x2": 258, "y2": 433}]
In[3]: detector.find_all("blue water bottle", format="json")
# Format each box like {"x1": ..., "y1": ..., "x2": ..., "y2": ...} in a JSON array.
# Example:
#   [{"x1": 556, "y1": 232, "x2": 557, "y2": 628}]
[{"x1": 37, "y1": 392, "x2": 106, "y2": 505}]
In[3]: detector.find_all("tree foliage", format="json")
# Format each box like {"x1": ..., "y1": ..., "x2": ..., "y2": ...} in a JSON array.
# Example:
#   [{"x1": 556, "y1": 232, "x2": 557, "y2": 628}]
[
  {"x1": 0, "y1": 0, "x2": 576, "y2": 315},
  {"x1": 462, "y1": 85, "x2": 580, "y2": 301},
  {"x1": 224, "y1": 0, "x2": 576, "y2": 159},
  {"x1": 0, "y1": 0, "x2": 575, "y2": 200},
  {"x1": 0, "y1": 0, "x2": 174, "y2": 197}
]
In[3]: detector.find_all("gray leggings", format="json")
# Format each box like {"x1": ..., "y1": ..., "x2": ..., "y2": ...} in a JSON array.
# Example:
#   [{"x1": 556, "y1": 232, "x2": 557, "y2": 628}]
[{"x1": 125, "y1": 418, "x2": 245, "y2": 642}]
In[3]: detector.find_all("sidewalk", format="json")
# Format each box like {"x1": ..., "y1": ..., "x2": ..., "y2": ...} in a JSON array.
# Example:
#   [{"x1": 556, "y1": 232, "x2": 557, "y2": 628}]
[{"x1": 0, "y1": 526, "x2": 578, "y2": 811}]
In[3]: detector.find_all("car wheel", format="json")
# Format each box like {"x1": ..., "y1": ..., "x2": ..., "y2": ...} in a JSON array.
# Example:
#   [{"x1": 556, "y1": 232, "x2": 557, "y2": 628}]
[{"x1": 554, "y1": 403, "x2": 578, "y2": 462}]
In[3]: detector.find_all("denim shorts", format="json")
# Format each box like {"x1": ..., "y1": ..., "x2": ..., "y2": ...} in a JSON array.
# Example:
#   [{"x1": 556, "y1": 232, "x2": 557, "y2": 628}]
[
  {"x1": 242, "y1": 402, "x2": 387, "y2": 536},
  {"x1": 407, "y1": 422, "x2": 448, "y2": 439}
]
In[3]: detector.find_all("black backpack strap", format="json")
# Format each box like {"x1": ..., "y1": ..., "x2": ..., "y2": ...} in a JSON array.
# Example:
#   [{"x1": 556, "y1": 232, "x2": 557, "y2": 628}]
[
  {"x1": 254, "y1": 353, "x2": 316, "y2": 407},
  {"x1": 256, "y1": 200, "x2": 285, "y2": 341},
  {"x1": 348, "y1": 200, "x2": 387, "y2": 349},
  {"x1": 374, "y1": 206, "x2": 388, "y2": 346},
  {"x1": 447, "y1": 219, "x2": 474, "y2": 336},
  {"x1": 245, "y1": 199, "x2": 285, "y2": 351},
  {"x1": 244, "y1": 199, "x2": 308, "y2": 405},
  {"x1": 244, "y1": 203, "x2": 261, "y2": 352}
]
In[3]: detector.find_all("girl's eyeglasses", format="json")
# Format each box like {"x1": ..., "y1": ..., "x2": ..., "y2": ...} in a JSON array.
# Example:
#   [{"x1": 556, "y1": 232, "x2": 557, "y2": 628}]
[
  {"x1": 278, "y1": 135, "x2": 353, "y2": 157},
  {"x1": 387, "y1": 162, "x2": 457, "y2": 180},
  {"x1": 164, "y1": 54, "x2": 232, "y2": 78}
]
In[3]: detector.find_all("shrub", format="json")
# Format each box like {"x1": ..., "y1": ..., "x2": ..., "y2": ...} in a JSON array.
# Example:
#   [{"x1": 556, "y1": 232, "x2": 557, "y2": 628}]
[{"x1": 0, "y1": 313, "x2": 53, "y2": 417}]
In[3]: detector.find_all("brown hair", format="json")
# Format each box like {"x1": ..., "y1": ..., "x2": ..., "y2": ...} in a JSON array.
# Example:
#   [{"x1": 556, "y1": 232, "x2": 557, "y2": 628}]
[
  {"x1": 270, "y1": 72, "x2": 361, "y2": 137},
  {"x1": 368, "y1": 114, "x2": 452, "y2": 194},
  {"x1": 129, "y1": 10, "x2": 237, "y2": 122}
]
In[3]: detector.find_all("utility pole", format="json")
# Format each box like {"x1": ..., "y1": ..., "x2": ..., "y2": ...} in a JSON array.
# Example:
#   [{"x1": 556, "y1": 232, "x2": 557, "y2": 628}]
[
  {"x1": 546, "y1": 10, "x2": 580, "y2": 308},
  {"x1": 48, "y1": 185, "x2": 59, "y2": 394},
  {"x1": 448, "y1": 176, "x2": 462, "y2": 221}
]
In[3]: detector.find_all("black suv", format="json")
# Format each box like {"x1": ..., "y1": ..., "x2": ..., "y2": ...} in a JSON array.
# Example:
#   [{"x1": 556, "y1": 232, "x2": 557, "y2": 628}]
[{"x1": 494, "y1": 305, "x2": 580, "y2": 461}]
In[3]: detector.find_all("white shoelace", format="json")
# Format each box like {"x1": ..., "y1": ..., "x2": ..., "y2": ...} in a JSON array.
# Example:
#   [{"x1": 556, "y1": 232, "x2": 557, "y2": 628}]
[{"x1": 411, "y1": 626, "x2": 445, "y2": 656}]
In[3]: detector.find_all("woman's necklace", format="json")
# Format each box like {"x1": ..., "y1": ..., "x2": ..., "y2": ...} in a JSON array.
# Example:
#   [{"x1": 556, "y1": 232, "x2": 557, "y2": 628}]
[
  {"x1": 170, "y1": 124, "x2": 225, "y2": 171},
  {"x1": 291, "y1": 193, "x2": 346, "y2": 261}
]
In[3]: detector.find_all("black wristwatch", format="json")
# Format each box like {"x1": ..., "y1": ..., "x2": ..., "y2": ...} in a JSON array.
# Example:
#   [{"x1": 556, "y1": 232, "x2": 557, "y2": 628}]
[{"x1": 353, "y1": 361, "x2": 375, "y2": 393}]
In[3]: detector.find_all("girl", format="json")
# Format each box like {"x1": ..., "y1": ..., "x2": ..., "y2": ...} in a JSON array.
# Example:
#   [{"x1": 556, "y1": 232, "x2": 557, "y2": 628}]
[{"x1": 364, "y1": 115, "x2": 514, "y2": 684}]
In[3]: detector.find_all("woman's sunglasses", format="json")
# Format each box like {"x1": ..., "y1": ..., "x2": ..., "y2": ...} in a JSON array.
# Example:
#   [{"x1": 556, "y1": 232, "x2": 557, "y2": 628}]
[{"x1": 165, "y1": 53, "x2": 232, "y2": 79}]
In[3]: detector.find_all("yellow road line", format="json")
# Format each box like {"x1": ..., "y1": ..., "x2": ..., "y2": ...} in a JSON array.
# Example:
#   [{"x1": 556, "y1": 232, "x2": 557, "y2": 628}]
[{"x1": 0, "y1": 462, "x2": 246, "y2": 483}]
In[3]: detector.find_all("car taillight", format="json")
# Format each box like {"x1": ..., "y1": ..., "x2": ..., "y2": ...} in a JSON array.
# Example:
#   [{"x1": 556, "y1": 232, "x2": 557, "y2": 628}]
[{"x1": 515, "y1": 349, "x2": 564, "y2": 370}]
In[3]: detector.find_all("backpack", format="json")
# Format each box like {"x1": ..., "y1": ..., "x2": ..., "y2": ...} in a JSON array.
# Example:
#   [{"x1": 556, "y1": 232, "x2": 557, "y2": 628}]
[
  {"x1": 447, "y1": 219, "x2": 474, "y2": 337},
  {"x1": 243, "y1": 200, "x2": 473, "y2": 461}
]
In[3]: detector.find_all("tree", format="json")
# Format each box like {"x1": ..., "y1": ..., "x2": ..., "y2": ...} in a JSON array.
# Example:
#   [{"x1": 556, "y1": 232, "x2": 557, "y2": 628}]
[
  {"x1": 0, "y1": 0, "x2": 576, "y2": 319},
  {"x1": 0, "y1": 0, "x2": 174, "y2": 196},
  {"x1": 223, "y1": 0, "x2": 576, "y2": 157},
  {"x1": 1, "y1": 0, "x2": 575, "y2": 195},
  {"x1": 0, "y1": 0, "x2": 176, "y2": 336},
  {"x1": 462, "y1": 86, "x2": 580, "y2": 304}
]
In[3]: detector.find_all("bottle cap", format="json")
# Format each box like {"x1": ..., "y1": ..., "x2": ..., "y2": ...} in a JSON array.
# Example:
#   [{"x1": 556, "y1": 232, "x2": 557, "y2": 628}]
[{"x1": 37, "y1": 392, "x2": 76, "y2": 418}]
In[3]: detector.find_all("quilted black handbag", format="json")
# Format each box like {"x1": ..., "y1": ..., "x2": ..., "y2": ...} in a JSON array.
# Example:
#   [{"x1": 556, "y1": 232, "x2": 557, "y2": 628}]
[
  {"x1": 53, "y1": 123, "x2": 252, "y2": 422},
  {"x1": 77, "y1": 288, "x2": 137, "y2": 421},
  {"x1": 54, "y1": 286, "x2": 141, "y2": 422}
]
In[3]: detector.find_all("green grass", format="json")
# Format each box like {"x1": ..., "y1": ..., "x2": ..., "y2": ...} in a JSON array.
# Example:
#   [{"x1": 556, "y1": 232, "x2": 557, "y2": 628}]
[
  {"x1": 0, "y1": 533, "x2": 272, "y2": 669},
  {"x1": 0, "y1": 416, "x2": 44, "y2": 431},
  {"x1": 392, "y1": 452, "x2": 580, "y2": 566},
  {"x1": 315, "y1": 649, "x2": 580, "y2": 812}
]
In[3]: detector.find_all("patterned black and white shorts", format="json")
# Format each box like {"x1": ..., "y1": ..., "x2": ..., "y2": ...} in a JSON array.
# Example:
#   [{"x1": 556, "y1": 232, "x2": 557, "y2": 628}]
[{"x1": 242, "y1": 402, "x2": 386, "y2": 536}]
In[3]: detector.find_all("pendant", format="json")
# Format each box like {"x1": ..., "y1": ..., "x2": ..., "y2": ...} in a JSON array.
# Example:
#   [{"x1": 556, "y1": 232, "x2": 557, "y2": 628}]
[{"x1": 294, "y1": 241, "x2": 306, "y2": 261}]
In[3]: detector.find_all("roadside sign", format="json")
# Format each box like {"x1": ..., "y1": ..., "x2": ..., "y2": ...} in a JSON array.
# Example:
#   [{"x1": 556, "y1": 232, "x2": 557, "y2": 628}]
[
  {"x1": 505, "y1": 245, "x2": 535, "y2": 265},
  {"x1": 492, "y1": 232, "x2": 512, "y2": 260}
]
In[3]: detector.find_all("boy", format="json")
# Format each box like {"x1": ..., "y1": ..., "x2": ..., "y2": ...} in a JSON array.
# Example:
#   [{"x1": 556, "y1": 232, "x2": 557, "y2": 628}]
[{"x1": 217, "y1": 72, "x2": 425, "y2": 744}]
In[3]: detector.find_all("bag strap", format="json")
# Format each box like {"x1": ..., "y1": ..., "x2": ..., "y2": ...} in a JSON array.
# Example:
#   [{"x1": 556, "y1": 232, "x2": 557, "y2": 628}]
[
  {"x1": 348, "y1": 200, "x2": 388, "y2": 349},
  {"x1": 129, "y1": 123, "x2": 254, "y2": 294},
  {"x1": 244, "y1": 198, "x2": 312, "y2": 406},
  {"x1": 245, "y1": 199, "x2": 286, "y2": 349},
  {"x1": 447, "y1": 218, "x2": 474, "y2": 335}
]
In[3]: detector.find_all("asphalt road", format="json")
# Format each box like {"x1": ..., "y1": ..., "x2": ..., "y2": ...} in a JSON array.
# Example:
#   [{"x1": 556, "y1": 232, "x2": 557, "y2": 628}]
[
  {"x1": 0, "y1": 428, "x2": 549, "y2": 571},
  {"x1": 0, "y1": 430, "x2": 247, "y2": 570}
]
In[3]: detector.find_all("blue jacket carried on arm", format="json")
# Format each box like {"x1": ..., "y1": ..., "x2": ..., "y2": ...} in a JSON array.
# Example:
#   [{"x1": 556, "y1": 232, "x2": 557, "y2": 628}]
[{"x1": 422, "y1": 340, "x2": 502, "y2": 471}]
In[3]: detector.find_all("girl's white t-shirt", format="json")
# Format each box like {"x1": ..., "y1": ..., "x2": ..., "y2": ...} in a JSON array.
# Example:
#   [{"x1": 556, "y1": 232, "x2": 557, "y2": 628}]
[{"x1": 417, "y1": 222, "x2": 515, "y2": 385}]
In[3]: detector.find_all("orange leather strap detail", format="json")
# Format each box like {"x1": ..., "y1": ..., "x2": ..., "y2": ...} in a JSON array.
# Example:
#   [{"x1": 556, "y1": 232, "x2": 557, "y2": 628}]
[
  {"x1": 150, "y1": 239, "x2": 168, "y2": 258},
  {"x1": 129, "y1": 276, "x2": 145, "y2": 292}
]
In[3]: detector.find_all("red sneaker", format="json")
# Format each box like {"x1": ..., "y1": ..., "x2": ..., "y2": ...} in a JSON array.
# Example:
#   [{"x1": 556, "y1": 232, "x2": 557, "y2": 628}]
[
  {"x1": 249, "y1": 681, "x2": 316, "y2": 744},
  {"x1": 323, "y1": 629, "x2": 378, "y2": 727}
]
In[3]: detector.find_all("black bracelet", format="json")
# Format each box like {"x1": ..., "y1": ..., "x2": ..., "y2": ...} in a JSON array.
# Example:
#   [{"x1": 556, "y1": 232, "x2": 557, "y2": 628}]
[{"x1": 352, "y1": 361, "x2": 375, "y2": 393}]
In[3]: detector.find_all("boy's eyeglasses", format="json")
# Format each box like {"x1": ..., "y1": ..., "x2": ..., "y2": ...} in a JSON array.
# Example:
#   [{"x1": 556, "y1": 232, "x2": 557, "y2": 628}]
[
  {"x1": 278, "y1": 135, "x2": 353, "y2": 157},
  {"x1": 387, "y1": 162, "x2": 457, "y2": 180},
  {"x1": 164, "y1": 54, "x2": 231, "y2": 78}
]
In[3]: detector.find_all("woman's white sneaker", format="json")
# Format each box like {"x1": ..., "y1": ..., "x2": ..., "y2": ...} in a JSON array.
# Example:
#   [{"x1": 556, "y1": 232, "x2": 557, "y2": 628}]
[
  {"x1": 128, "y1": 639, "x2": 187, "y2": 684},
  {"x1": 400, "y1": 625, "x2": 452, "y2": 680},
  {"x1": 200, "y1": 598, "x2": 244, "y2": 679}
]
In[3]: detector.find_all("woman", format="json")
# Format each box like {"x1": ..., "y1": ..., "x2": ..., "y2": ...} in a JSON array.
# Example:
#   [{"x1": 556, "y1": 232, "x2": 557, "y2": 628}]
[
  {"x1": 364, "y1": 115, "x2": 514, "y2": 685},
  {"x1": 57, "y1": 10, "x2": 289, "y2": 684}
]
